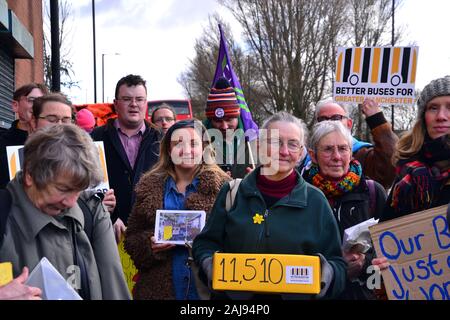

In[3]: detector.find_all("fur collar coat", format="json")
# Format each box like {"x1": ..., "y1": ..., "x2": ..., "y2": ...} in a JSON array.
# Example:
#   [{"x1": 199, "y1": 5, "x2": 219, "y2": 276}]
[{"x1": 124, "y1": 167, "x2": 230, "y2": 300}]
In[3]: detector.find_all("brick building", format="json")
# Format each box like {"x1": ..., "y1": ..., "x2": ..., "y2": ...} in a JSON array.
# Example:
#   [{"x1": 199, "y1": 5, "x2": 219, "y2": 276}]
[{"x1": 0, "y1": 0, "x2": 43, "y2": 129}]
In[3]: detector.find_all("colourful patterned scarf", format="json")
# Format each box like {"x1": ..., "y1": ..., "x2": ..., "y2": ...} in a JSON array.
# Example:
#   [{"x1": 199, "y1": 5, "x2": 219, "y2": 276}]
[
  {"x1": 308, "y1": 160, "x2": 362, "y2": 202},
  {"x1": 391, "y1": 135, "x2": 450, "y2": 214}
]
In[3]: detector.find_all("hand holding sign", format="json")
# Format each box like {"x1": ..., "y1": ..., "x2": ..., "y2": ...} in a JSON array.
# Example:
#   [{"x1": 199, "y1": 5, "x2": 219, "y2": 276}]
[
  {"x1": 361, "y1": 98, "x2": 382, "y2": 117},
  {"x1": 0, "y1": 267, "x2": 42, "y2": 300},
  {"x1": 150, "y1": 236, "x2": 175, "y2": 254},
  {"x1": 372, "y1": 257, "x2": 390, "y2": 271},
  {"x1": 102, "y1": 189, "x2": 116, "y2": 213}
]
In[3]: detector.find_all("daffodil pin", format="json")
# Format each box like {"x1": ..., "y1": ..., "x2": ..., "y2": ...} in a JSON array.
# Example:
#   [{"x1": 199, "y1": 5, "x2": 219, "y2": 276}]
[{"x1": 253, "y1": 213, "x2": 265, "y2": 224}]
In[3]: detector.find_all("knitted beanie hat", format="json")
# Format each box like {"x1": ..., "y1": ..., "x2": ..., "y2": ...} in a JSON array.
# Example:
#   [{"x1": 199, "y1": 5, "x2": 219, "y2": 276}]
[
  {"x1": 417, "y1": 75, "x2": 450, "y2": 116},
  {"x1": 205, "y1": 77, "x2": 240, "y2": 119},
  {"x1": 76, "y1": 108, "x2": 96, "y2": 133}
]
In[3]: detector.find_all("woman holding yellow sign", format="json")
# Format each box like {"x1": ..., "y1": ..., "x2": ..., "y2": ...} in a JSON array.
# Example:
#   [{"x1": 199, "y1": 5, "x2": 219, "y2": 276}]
[
  {"x1": 124, "y1": 119, "x2": 230, "y2": 300},
  {"x1": 303, "y1": 120, "x2": 386, "y2": 300},
  {"x1": 193, "y1": 112, "x2": 346, "y2": 299}
]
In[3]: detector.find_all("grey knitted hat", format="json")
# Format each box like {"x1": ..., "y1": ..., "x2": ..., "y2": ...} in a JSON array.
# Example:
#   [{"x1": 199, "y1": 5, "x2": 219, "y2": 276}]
[{"x1": 417, "y1": 75, "x2": 450, "y2": 116}]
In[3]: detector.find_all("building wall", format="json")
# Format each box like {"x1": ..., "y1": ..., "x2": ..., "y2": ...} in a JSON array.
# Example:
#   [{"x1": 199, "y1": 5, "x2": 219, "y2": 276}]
[{"x1": 6, "y1": 0, "x2": 44, "y2": 87}]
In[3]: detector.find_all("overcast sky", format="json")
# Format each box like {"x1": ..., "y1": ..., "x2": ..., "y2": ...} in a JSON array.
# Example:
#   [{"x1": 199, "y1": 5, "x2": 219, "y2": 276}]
[{"x1": 64, "y1": 0, "x2": 450, "y2": 104}]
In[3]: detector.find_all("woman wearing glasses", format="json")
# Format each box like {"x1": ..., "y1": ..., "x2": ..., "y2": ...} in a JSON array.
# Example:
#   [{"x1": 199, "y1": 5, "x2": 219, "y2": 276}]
[
  {"x1": 303, "y1": 120, "x2": 386, "y2": 300},
  {"x1": 151, "y1": 103, "x2": 177, "y2": 134},
  {"x1": 193, "y1": 112, "x2": 346, "y2": 300},
  {"x1": 308, "y1": 98, "x2": 398, "y2": 190}
]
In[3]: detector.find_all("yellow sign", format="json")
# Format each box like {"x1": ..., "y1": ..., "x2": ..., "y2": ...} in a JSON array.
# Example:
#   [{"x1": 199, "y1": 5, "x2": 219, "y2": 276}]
[
  {"x1": 118, "y1": 238, "x2": 138, "y2": 296},
  {"x1": 0, "y1": 262, "x2": 13, "y2": 286},
  {"x1": 212, "y1": 253, "x2": 321, "y2": 294},
  {"x1": 334, "y1": 46, "x2": 419, "y2": 106},
  {"x1": 163, "y1": 225, "x2": 173, "y2": 240}
]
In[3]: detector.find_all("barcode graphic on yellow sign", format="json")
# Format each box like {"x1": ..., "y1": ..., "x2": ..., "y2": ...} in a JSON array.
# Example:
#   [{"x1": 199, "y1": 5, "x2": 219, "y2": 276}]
[{"x1": 286, "y1": 266, "x2": 313, "y2": 285}]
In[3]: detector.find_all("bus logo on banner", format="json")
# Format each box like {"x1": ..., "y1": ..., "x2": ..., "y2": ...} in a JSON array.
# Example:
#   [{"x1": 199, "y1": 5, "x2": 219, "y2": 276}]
[{"x1": 334, "y1": 46, "x2": 419, "y2": 106}]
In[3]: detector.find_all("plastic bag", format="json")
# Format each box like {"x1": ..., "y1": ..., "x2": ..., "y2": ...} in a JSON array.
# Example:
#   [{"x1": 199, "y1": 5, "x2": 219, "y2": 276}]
[{"x1": 25, "y1": 257, "x2": 82, "y2": 300}]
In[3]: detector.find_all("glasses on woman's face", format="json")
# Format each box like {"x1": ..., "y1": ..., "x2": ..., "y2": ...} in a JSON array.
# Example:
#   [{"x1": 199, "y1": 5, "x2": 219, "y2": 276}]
[
  {"x1": 38, "y1": 115, "x2": 74, "y2": 124},
  {"x1": 155, "y1": 116, "x2": 175, "y2": 123},
  {"x1": 268, "y1": 139, "x2": 302, "y2": 152},
  {"x1": 317, "y1": 144, "x2": 351, "y2": 157}
]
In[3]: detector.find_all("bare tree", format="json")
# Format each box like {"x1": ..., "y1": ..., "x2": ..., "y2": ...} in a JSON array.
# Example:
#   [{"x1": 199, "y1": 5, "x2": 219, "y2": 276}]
[
  {"x1": 43, "y1": 0, "x2": 79, "y2": 90},
  {"x1": 180, "y1": 0, "x2": 407, "y2": 129},
  {"x1": 345, "y1": 0, "x2": 402, "y2": 47},
  {"x1": 222, "y1": 0, "x2": 348, "y2": 125}
]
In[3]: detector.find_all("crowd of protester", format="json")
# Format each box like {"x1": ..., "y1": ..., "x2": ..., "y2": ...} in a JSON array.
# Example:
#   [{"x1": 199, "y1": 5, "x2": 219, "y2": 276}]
[{"x1": 0, "y1": 73, "x2": 448, "y2": 300}]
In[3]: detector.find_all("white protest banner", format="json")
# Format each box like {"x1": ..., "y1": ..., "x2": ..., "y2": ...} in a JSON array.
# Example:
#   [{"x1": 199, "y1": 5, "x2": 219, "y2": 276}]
[
  {"x1": 90, "y1": 141, "x2": 110, "y2": 193},
  {"x1": 334, "y1": 46, "x2": 419, "y2": 106},
  {"x1": 6, "y1": 145, "x2": 23, "y2": 181},
  {"x1": 6, "y1": 141, "x2": 109, "y2": 192},
  {"x1": 369, "y1": 205, "x2": 450, "y2": 300}
]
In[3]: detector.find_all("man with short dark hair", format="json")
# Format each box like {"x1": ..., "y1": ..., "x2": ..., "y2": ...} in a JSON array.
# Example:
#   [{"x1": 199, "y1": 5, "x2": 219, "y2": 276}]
[
  {"x1": 0, "y1": 83, "x2": 48, "y2": 188},
  {"x1": 91, "y1": 74, "x2": 161, "y2": 242},
  {"x1": 12, "y1": 83, "x2": 49, "y2": 134}
]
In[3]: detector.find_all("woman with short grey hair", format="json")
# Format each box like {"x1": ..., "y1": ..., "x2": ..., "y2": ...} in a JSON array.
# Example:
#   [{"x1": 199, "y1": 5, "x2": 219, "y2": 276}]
[
  {"x1": 308, "y1": 120, "x2": 353, "y2": 154},
  {"x1": 0, "y1": 124, "x2": 131, "y2": 300},
  {"x1": 304, "y1": 120, "x2": 386, "y2": 300},
  {"x1": 194, "y1": 112, "x2": 346, "y2": 300},
  {"x1": 23, "y1": 123, "x2": 102, "y2": 191}
]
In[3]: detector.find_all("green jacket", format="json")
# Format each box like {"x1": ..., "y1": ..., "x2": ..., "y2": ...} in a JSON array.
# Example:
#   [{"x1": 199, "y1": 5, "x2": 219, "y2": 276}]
[
  {"x1": 193, "y1": 167, "x2": 346, "y2": 299},
  {"x1": 204, "y1": 118, "x2": 256, "y2": 179},
  {"x1": 0, "y1": 173, "x2": 130, "y2": 300}
]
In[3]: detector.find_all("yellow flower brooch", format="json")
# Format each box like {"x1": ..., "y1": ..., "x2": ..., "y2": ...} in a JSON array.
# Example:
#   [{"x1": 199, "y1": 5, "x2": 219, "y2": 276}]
[{"x1": 253, "y1": 213, "x2": 265, "y2": 224}]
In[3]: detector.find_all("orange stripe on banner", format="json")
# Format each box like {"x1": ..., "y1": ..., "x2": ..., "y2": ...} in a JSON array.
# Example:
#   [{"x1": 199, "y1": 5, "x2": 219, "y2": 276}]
[
  {"x1": 371, "y1": 48, "x2": 381, "y2": 83},
  {"x1": 336, "y1": 53, "x2": 343, "y2": 82},
  {"x1": 410, "y1": 49, "x2": 417, "y2": 83},
  {"x1": 353, "y1": 47, "x2": 362, "y2": 74},
  {"x1": 391, "y1": 47, "x2": 401, "y2": 74},
  {"x1": 98, "y1": 145, "x2": 108, "y2": 183},
  {"x1": 10, "y1": 153, "x2": 16, "y2": 180}
]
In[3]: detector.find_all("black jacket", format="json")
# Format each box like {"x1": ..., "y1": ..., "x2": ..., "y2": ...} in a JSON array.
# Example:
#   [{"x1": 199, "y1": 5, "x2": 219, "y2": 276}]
[
  {"x1": 330, "y1": 177, "x2": 386, "y2": 235},
  {"x1": 0, "y1": 120, "x2": 28, "y2": 188},
  {"x1": 303, "y1": 172, "x2": 387, "y2": 300},
  {"x1": 91, "y1": 119, "x2": 161, "y2": 224},
  {"x1": 329, "y1": 177, "x2": 386, "y2": 300}
]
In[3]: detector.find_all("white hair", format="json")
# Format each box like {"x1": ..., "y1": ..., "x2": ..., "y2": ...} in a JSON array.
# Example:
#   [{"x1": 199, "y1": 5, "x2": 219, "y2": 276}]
[
  {"x1": 314, "y1": 97, "x2": 349, "y2": 120},
  {"x1": 261, "y1": 111, "x2": 308, "y2": 146},
  {"x1": 309, "y1": 120, "x2": 353, "y2": 153}
]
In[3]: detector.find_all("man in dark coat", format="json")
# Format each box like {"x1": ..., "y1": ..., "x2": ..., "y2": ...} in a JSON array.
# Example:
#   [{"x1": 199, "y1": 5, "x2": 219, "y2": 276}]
[
  {"x1": 0, "y1": 83, "x2": 48, "y2": 188},
  {"x1": 91, "y1": 74, "x2": 161, "y2": 242}
]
